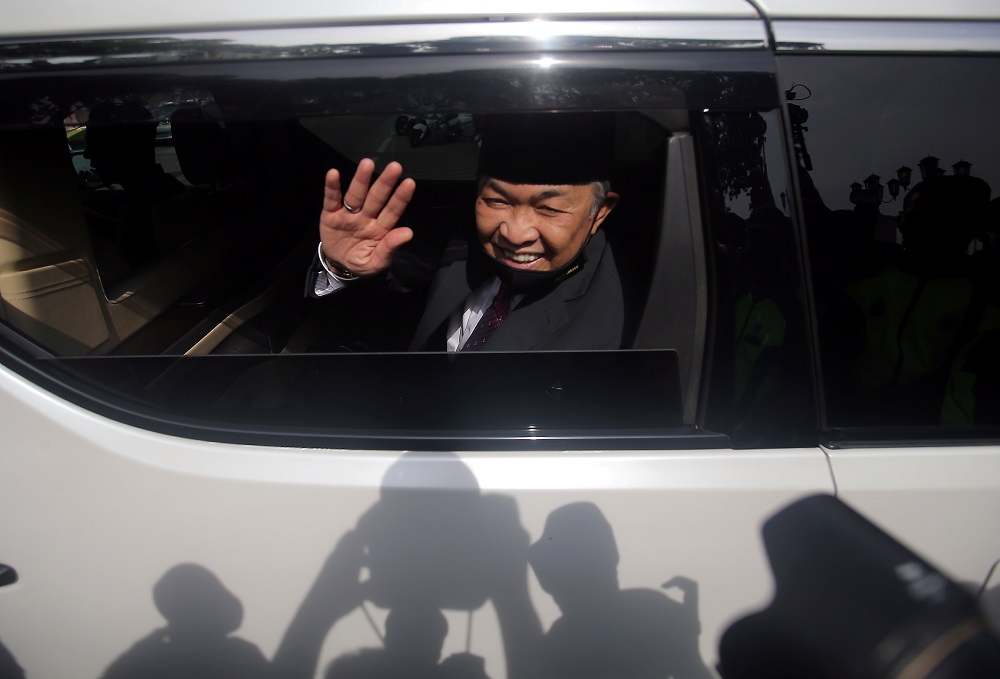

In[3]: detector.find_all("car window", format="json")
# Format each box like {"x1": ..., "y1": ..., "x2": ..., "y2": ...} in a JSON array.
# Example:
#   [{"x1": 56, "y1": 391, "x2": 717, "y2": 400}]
[
  {"x1": 696, "y1": 108, "x2": 815, "y2": 448},
  {"x1": 777, "y1": 54, "x2": 1000, "y2": 440},
  {"x1": 0, "y1": 43, "x2": 795, "y2": 449}
]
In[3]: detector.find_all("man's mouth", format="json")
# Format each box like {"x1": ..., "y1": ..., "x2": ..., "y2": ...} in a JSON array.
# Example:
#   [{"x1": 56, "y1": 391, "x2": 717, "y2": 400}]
[{"x1": 500, "y1": 248, "x2": 542, "y2": 264}]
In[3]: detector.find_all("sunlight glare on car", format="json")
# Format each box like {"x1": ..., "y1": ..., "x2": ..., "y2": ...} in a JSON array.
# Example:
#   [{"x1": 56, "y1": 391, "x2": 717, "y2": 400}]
[{"x1": 533, "y1": 56, "x2": 559, "y2": 69}]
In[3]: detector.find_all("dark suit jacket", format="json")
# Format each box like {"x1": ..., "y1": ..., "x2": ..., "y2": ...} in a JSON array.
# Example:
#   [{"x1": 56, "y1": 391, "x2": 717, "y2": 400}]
[
  {"x1": 306, "y1": 229, "x2": 627, "y2": 352},
  {"x1": 409, "y1": 229, "x2": 626, "y2": 351}
]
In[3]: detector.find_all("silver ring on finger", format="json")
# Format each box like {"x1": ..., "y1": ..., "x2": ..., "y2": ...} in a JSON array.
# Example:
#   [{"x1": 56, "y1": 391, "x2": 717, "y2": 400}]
[{"x1": 343, "y1": 200, "x2": 362, "y2": 213}]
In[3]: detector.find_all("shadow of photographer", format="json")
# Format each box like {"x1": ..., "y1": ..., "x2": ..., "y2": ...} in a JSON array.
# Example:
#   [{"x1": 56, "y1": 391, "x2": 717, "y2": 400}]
[
  {"x1": 275, "y1": 454, "x2": 711, "y2": 679},
  {"x1": 99, "y1": 564, "x2": 270, "y2": 679}
]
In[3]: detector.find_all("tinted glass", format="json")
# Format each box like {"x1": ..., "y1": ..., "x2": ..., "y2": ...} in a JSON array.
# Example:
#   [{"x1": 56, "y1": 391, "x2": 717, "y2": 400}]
[
  {"x1": 697, "y1": 108, "x2": 817, "y2": 448},
  {"x1": 0, "y1": 47, "x2": 779, "y2": 447},
  {"x1": 778, "y1": 55, "x2": 1000, "y2": 438}
]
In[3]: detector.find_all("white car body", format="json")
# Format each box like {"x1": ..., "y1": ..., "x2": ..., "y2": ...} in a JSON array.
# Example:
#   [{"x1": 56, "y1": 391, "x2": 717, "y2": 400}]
[{"x1": 0, "y1": 2, "x2": 998, "y2": 678}]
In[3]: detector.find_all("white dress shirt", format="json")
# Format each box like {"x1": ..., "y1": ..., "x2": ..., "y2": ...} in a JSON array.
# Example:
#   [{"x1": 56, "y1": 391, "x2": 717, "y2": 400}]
[{"x1": 314, "y1": 243, "x2": 521, "y2": 351}]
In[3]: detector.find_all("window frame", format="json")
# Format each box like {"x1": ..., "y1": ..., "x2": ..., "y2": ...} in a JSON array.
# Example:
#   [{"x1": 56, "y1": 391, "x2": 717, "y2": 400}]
[
  {"x1": 0, "y1": 24, "x2": 794, "y2": 451},
  {"x1": 775, "y1": 32, "x2": 1000, "y2": 447}
]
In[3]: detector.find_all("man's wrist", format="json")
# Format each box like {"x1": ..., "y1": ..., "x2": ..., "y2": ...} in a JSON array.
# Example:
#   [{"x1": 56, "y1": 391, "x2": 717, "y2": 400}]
[{"x1": 318, "y1": 243, "x2": 360, "y2": 281}]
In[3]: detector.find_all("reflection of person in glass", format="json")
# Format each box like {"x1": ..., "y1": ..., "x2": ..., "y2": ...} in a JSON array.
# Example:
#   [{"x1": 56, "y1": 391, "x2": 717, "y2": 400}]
[
  {"x1": 528, "y1": 502, "x2": 713, "y2": 679},
  {"x1": 842, "y1": 175, "x2": 1000, "y2": 424}
]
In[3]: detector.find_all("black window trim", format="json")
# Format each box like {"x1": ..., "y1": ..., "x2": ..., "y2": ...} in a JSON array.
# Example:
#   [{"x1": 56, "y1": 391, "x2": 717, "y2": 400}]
[{"x1": 0, "y1": 333, "x2": 731, "y2": 451}]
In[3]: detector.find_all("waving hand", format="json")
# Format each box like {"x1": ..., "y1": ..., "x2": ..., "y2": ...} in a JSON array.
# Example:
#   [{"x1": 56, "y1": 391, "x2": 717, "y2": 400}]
[{"x1": 319, "y1": 158, "x2": 415, "y2": 277}]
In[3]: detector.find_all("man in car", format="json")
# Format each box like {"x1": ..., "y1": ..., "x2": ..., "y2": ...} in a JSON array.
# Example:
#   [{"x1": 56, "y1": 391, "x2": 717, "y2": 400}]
[{"x1": 308, "y1": 113, "x2": 628, "y2": 352}]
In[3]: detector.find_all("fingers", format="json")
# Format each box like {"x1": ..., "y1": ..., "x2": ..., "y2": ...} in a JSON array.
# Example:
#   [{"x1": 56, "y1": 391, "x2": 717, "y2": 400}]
[
  {"x1": 322, "y1": 168, "x2": 344, "y2": 214},
  {"x1": 376, "y1": 176, "x2": 416, "y2": 231},
  {"x1": 374, "y1": 226, "x2": 414, "y2": 263},
  {"x1": 361, "y1": 161, "x2": 398, "y2": 211},
  {"x1": 341, "y1": 158, "x2": 375, "y2": 214},
  {"x1": 325, "y1": 160, "x2": 413, "y2": 220},
  {"x1": 319, "y1": 159, "x2": 415, "y2": 275}
]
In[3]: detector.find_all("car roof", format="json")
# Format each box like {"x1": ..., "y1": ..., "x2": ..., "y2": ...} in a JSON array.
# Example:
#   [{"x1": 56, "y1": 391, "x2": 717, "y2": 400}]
[
  {"x1": 3, "y1": 0, "x2": 998, "y2": 42},
  {"x1": 754, "y1": 0, "x2": 1000, "y2": 20},
  {"x1": 2, "y1": 0, "x2": 758, "y2": 39}
]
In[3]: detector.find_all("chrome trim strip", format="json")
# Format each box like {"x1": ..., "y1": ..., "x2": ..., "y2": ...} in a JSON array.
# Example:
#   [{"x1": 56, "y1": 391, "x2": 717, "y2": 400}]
[
  {"x1": 0, "y1": 20, "x2": 766, "y2": 72},
  {"x1": 773, "y1": 20, "x2": 1000, "y2": 53},
  {"x1": 0, "y1": 1, "x2": 761, "y2": 39}
]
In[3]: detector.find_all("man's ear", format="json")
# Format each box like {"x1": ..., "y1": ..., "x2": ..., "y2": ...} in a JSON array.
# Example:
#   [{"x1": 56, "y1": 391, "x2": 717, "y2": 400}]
[{"x1": 591, "y1": 191, "x2": 620, "y2": 233}]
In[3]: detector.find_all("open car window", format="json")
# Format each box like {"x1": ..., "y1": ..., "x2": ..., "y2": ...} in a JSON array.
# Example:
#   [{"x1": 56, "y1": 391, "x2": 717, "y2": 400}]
[{"x1": 0, "y1": 42, "x2": 812, "y2": 449}]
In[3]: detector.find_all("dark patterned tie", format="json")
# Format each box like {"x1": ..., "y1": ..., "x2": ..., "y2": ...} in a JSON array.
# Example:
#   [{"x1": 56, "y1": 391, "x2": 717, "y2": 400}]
[{"x1": 461, "y1": 282, "x2": 511, "y2": 351}]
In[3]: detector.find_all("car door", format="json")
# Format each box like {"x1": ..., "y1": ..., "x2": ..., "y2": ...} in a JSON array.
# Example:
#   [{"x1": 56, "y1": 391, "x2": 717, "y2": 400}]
[
  {"x1": 773, "y1": 15, "x2": 1000, "y2": 613},
  {"x1": 0, "y1": 8, "x2": 840, "y2": 678}
]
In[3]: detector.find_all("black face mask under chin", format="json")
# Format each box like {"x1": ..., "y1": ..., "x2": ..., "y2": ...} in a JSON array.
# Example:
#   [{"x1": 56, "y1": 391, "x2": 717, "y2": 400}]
[{"x1": 486, "y1": 237, "x2": 589, "y2": 295}]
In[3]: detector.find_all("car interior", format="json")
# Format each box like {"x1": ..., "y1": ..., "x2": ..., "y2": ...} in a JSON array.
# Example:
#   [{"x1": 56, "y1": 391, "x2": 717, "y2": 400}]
[
  {"x1": 0, "y1": 94, "x2": 686, "y2": 360},
  {"x1": 0, "y1": 46, "x2": 829, "y2": 450},
  {"x1": 0, "y1": 88, "x2": 719, "y2": 440}
]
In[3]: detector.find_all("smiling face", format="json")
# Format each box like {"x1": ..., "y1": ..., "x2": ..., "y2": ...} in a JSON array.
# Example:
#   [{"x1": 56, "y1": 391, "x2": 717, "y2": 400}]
[{"x1": 475, "y1": 177, "x2": 618, "y2": 271}]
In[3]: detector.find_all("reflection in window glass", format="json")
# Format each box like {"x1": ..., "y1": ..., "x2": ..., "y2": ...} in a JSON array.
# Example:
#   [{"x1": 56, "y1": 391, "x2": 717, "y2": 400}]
[
  {"x1": 779, "y1": 56, "x2": 1000, "y2": 429},
  {"x1": 301, "y1": 114, "x2": 480, "y2": 180},
  {"x1": 699, "y1": 110, "x2": 815, "y2": 448}
]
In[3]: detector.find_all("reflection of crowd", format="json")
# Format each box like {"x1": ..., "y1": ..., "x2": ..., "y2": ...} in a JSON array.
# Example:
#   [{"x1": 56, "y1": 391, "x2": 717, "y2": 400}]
[
  {"x1": 720, "y1": 150, "x2": 999, "y2": 430},
  {"x1": 719, "y1": 198, "x2": 812, "y2": 446},
  {"x1": 802, "y1": 171, "x2": 1000, "y2": 426}
]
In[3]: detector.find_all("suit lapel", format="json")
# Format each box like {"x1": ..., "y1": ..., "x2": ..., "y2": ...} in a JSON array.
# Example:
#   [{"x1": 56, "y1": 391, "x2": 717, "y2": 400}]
[
  {"x1": 486, "y1": 231, "x2": 606, "y2": 351},
  {"x1": 408, "y1": 258, "x2": 472, "y2": 351},
  {"x1": 410, "y1": 231, "x2": 607, "y2": 351},
  {"x1": 485, "y1": 271, "x2": 589, "y2": 351}
]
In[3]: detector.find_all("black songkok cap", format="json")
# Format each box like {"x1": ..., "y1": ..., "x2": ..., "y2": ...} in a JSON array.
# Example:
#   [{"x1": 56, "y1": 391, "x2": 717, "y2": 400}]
[{"x1": 477, "y1": 112, "x2": 615, "y2": 185}]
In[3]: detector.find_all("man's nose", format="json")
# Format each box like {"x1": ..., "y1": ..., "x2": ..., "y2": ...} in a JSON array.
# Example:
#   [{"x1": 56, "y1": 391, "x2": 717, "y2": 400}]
[{"x1": 498, "y1": 208, "x2": 540, "y2": 245}]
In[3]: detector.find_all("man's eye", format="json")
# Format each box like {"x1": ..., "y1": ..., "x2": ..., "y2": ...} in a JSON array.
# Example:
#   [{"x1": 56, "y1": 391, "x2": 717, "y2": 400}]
[
  {"x1": 537, "y1": 205, "x2": 563, "y2": 215},
  {"x1": 483, "y1": 197, "x2": 507, "y2": 207}
]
